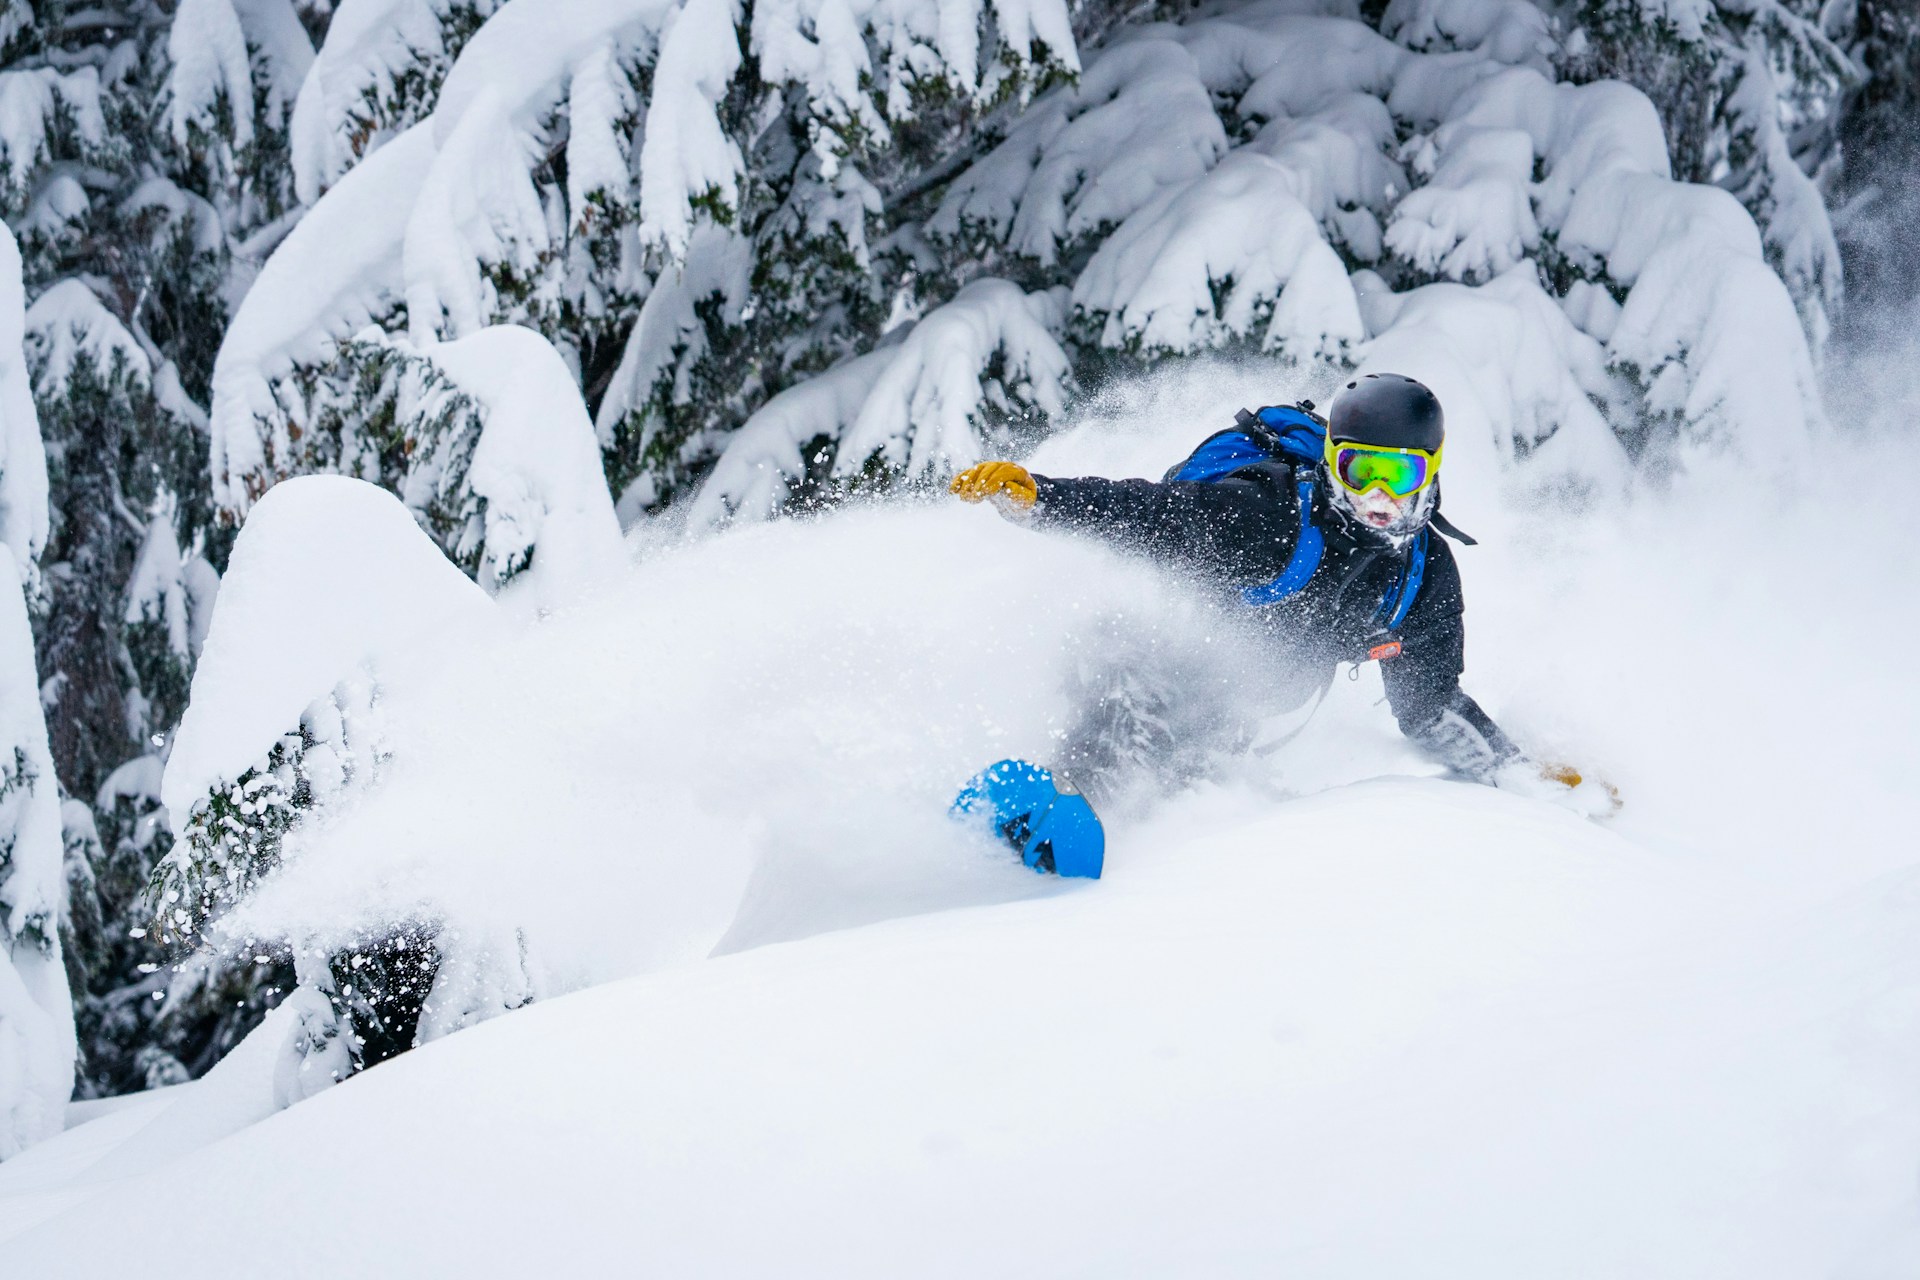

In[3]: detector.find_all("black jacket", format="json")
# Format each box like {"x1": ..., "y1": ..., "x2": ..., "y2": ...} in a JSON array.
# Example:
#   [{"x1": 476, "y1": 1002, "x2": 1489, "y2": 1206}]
[{"x1": 1030, "y1": 458, "x2": 1522, "y2": 780}]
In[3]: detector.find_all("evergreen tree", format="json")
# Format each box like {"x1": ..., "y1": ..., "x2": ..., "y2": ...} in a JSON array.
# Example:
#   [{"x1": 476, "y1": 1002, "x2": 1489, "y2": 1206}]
[
  {"x1": 2, "y1": 0, "x2": 324, "y2": 1095},
  {"x1": 1559, "y1": 0, "x2": 1854, "y2": 350},
  {"x1": 0, "y1": 218, "x2": 74, "y2": 1157}
]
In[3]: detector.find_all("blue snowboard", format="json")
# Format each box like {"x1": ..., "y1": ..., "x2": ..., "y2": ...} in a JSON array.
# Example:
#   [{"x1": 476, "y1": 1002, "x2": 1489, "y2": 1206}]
[{"x1": 952, "y1": 759, "x2": 1104, "y2": 879}]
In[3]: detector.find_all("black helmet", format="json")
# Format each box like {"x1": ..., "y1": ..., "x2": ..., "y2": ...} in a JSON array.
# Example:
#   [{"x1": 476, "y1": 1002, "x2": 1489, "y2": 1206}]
[{"x1": 1329, "y1": 373, "x2": 1444, "y2": 452}]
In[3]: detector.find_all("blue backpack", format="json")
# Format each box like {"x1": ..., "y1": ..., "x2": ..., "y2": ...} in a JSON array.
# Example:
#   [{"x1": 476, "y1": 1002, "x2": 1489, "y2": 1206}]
[{"x1": 1164, "y1": 402, "x2": 1429, "y2": 632}]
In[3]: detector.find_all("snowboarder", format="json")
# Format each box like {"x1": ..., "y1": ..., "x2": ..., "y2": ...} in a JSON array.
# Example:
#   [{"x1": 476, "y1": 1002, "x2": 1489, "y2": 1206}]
[{"x1": 950, "y1": 372, "x2": 1617, "y2": 818}]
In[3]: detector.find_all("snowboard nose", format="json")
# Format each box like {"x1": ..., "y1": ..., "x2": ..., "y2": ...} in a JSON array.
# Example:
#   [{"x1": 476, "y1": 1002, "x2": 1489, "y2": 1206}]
[{"x1": 952, "y1": 759, "x2": 1105, "y2": 879}]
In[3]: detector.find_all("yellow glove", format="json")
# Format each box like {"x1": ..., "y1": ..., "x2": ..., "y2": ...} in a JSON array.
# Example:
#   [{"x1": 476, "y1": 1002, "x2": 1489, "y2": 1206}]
[
  {"x1": 1541, "y1": 762, "x2": 1623, "y2": 815},
  {"x1": 949, "y1": 461, "x2": 1037, "y2": 510},
  {"x1": 1541, "y1": 763, "x2": 1583, "y2": 788}
]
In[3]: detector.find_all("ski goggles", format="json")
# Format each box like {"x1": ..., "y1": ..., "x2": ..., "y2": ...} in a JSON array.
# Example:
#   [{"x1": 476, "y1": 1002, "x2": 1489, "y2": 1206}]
[{"x1": 1325, "y1": 440, "x2": 1441, "y2": 499}]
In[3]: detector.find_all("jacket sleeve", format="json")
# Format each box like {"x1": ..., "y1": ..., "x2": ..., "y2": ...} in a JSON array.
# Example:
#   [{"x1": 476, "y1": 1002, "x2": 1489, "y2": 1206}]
[
  {"x1": 1379, "y1": 537, "x2": 1524, "y2": 781},
  {"x1": 1029, "y1": 466, "x2": 1298, "y2": 584}
]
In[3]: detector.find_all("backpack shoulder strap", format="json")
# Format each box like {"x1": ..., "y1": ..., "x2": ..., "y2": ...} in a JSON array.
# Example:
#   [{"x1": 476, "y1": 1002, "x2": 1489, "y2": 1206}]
[
  {"x1": 1239, "y1": 470, "x2": 1325, "y2": 607},
  {"x1": 1166, "y1": 427, "x2": 1280, "y2": 483},
  {"x1": 1374, "y1": 528, "x2": 1429, "y2": 630}
]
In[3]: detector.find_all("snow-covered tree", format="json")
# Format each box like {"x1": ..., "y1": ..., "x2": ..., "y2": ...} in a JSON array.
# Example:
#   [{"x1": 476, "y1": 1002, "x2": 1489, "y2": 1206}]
[
  {"x1": 210, "y1": 0, "x2": 1083, "y2": 523},
  {"x1": 0, "y1": 0, "x2": 332, "y2": 1095},
  {"x1": 1558, "y1": 0, "x2": 1855, "y2": 350},
  {"x1": 146, "y1": 477, "x2": 460, "y2": 1070},
  {"x1": 693, "y1": 1, "x2": 1823, "y2": 514},
  {"x1": 0, "y1": 220, "x2": 73, "y2": 1157},
  {"x1": 211, "y1": 0, "x2": 1835, "y2": 544}
]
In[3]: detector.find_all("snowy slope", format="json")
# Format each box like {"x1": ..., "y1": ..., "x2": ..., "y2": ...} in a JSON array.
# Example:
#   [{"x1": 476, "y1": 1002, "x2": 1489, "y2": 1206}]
[
  {"x1": 4, "y1": 784, "x2": 1919, "y2": 1275},
  {"x1": 4, "y1": 363, "x2": 1919, "y2": 1274}
]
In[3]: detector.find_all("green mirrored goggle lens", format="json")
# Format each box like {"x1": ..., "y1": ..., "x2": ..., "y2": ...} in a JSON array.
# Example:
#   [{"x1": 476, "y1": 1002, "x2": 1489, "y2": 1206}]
[{"x1": 1333, "y1": 445, "x2": 1432, "y2": 498}]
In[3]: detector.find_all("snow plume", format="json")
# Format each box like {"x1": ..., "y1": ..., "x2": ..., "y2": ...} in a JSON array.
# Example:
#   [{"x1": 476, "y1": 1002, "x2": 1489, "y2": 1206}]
[
  {"x1": 149, "y1": 480, "x2": 499, "y2": 1086},
  {"x1": 148, "y1": 472, "x2": 1231, "y2": 1073},
  {"x1": 153, "y1": 445, "x2": 616, "y2": 1003},
  {"x1": 199, "y1": 495, "x2": 1241, "y2": 1016},
  {"x1": 0, "y1": 547, "x2": 74, "y2": 1159}
]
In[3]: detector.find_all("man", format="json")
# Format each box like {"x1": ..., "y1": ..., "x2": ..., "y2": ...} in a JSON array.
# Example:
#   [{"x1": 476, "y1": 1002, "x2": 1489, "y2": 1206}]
[{"x1": 950, "y1": 372, "x2": 1615, "y2": 815}]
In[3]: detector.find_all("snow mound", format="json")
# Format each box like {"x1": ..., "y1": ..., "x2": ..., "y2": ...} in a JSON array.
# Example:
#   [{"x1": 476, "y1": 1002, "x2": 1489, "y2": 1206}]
[{"x1": 161, "y1": 477, "x2": 496, "y2": 830}]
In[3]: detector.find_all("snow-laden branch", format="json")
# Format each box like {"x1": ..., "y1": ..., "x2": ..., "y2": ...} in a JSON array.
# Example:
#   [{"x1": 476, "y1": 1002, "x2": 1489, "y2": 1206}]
[
  {"x1": 687, "y1": 348, "x2": 891, "y2": 524},
  {"x1": 165, "y1": 0, "x2": 261, "y2": 150},
  {"x1": 23, "y1": 281, "x2": 154, "y2": 397},
  {"x1": 413, "y1": 325, "x2": 626, "y2": 601},
  {"x1": 636, "y1": 0, "x2": 745, "y2": 257},
  {"x1": 1073, "y1": 152, "x2": 1365, "y2": 359},
  {"x1": 835, "y1": 279, "x2": 1071, "y2": 479},
  {"x1": 1355, "y1": 264, "x2": 1630, "y2": 498},
  {"x1": 930, "y1": 35, "x2": 1226, "y2": 267},
  {"x1": 0, "y1": 224, "x2": 69, "y2": 1158},
  {"x1": 0, "y1": 68, "x2": 104, "y2": 200},
  {"x1": 923, "y1": 1, "x2": 1823, "y2": 475},
  {"x1": 691, "y1": 278, "x2": 1070, "y2": 523},
  {"x1": 211, "y1": 123, "x2": 436, "y2": 514},
  {"x1": 288, "y1": 0, "x2": 503, "y2": 203}
]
